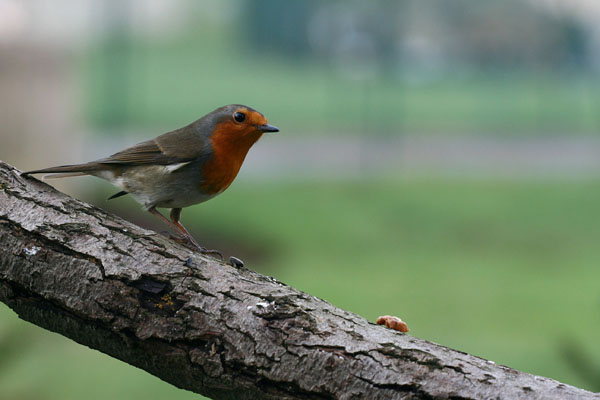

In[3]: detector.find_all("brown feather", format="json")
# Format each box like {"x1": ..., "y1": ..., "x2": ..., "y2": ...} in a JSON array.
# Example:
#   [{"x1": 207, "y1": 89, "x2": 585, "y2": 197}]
[
  {"x1": 22, "y1": 163, "x2": 103, "y2": 176},
  {"x1": 95, "y1": 125, "x2": 212, "y2": 167},
  {"x1": 96, "y1": 139, "x2": 186, "y2": 165}
]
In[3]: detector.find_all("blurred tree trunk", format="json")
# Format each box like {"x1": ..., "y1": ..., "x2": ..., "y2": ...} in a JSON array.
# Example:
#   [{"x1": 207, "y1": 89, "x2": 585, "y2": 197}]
[{"x1": 0, "y1": 161, "x2": 596, "y2": 400}]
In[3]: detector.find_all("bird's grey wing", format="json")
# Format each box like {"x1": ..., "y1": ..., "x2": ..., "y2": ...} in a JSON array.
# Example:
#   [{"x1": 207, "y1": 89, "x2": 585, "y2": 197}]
[
  {"x1": 96, "y1": 140, "x2": 183, "y2": 166},
  {"x1": 97, "y1": 126, "x2": 212, "y2": 166}
]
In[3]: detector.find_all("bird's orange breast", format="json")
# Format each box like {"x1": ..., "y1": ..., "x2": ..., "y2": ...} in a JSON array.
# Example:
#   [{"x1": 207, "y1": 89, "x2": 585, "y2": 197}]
[{"x1": 199, "y1": 121, "x2": 263, "y2": 195}]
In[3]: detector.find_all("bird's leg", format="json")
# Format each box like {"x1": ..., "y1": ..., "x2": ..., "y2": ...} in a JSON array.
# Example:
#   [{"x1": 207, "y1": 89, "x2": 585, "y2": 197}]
[
  {"x1": 169, "y1": 208, "x2": 223, "y2": 260},
  {"x1": 147, "y1": 207, "x2": 222, "y2": 259},
  {"x1": 148, "y1": 207, "x2": 187, "y2": 241},
  {"x1": 164, "y1": 207, "x2": 201, "y2": 248}
]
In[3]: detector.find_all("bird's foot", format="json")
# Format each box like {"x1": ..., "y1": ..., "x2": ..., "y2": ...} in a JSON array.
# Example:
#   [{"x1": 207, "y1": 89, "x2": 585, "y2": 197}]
[
  {"x1": 180, "y1": 239, "x2": 223, "y2": 260},
  {"x1": 197, "y1": 246, "x2": 223, "y2": 260},
  {"x1": 184, "y1": 237, "x2": 223, "y2": 260},
  {"x1": 161, "y1": 231, "x2": 223, "y2": 260}
]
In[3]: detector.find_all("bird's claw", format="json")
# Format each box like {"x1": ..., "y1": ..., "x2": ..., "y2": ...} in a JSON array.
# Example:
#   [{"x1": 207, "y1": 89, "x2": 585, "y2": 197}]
[
  {"x1": 161, "y1": 231, "x2": 223, "y2": 260},
  {"x1": 198, "y1": 247, "x2": 223, "y2": 260}
]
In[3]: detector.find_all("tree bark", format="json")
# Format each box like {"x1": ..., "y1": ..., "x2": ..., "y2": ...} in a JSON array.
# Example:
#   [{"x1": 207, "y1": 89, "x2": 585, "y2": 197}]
[{"x1": 0, "y1": 160, "x2": 596, "y2": 400}]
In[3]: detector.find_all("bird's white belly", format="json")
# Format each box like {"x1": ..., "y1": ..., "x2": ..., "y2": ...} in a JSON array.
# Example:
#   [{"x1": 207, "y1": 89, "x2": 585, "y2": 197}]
[{"x1": 94, "y1": 164, "x2": 217, "y2": 210}]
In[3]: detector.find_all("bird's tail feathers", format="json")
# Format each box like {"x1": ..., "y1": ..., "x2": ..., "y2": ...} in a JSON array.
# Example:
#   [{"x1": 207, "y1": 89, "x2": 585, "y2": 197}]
[
  {"x1": 41, "y1": 172, "x2": 88, "y2": 179},
  {"x1": 22, "y1": 163, "x2": 100, "y2": 180}
]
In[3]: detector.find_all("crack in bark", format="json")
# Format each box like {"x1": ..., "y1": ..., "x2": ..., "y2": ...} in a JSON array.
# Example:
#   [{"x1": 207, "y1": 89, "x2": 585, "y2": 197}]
[
  {"x1": 352, "y1": 375, "x2": 440, "y2": 400},
  {"x1": 1, "y1": 216, "x2": 106, "y2": 279},
  {"x1": 2, "y1": 186, "x2": 70, "y2": 215}
]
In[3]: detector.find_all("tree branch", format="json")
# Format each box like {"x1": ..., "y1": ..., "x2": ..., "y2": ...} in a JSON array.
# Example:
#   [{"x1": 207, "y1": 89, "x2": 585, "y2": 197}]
[{"x1": 0, "y1": 160, "x2": 596, "y2": 400}]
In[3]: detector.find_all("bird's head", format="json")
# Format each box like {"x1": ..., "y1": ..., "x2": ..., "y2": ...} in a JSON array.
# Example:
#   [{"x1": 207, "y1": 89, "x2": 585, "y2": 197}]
[
  {"x1": 208, "y1": 104, "x2": 278, "y2": 144},
  {"x1": 201, "y1": 104, "x2": 278, "y2": 168}
]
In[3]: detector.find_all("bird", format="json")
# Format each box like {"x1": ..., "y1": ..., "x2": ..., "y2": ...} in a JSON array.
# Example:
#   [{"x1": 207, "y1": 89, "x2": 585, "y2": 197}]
[{"x1": 22, "y1": 104, "x2": 279, "y2": 257}]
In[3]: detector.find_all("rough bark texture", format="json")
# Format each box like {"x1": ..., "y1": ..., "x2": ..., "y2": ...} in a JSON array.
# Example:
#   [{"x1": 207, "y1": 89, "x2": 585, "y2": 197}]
[{"x1": 0, "y1": 160, "x2": 597, "y2": 400}]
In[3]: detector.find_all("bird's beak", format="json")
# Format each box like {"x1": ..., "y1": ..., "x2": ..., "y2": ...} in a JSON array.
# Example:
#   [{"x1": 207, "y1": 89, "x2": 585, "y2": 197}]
[{"x1": 258, "y1": 124, "x2": 279, "y2": 133}]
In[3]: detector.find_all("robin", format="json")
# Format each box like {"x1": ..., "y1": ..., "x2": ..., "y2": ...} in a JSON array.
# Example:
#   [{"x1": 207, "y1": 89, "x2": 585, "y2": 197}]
[{"x1": 23, "y1": 104, "x2": 279, "y2": 258}]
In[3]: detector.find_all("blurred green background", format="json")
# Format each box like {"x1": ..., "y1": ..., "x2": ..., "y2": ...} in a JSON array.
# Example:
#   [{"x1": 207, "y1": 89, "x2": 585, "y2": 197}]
[{"x1": 1, "y1": 0, "x2": 600, "y2": 398}]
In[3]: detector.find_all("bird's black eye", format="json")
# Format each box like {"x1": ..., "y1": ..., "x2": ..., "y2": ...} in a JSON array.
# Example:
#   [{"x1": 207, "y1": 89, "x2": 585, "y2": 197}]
[{"x1": 234, "y1": 112, "x2": 246, "y2": 123}]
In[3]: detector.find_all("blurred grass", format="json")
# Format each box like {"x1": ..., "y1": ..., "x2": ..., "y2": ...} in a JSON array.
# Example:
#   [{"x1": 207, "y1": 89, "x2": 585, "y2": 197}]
[
  {"x1": 2, "y1": 178, "x2": 599, "y2": 397},
  {"x1": 81, "y1": 29, "x2": 600, "y2": 136}
]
